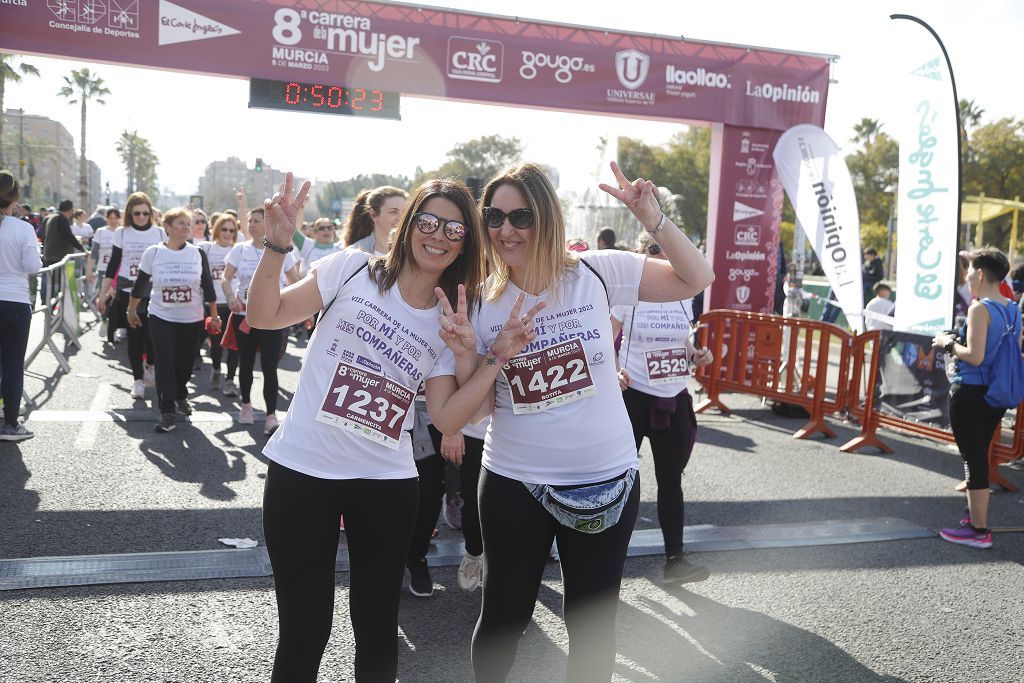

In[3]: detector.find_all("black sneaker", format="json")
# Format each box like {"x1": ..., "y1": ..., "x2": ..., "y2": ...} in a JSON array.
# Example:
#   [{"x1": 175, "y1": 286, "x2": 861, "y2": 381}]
[
  {"x1": 663, "y1": 554, "x2": 710, "y2": 585},
  {"x1": 155, "y1": 414, "x2": 177, "y2": 432},
  {"x1": 408, "y1": 559, "x2": 433, "y2": 597},
  {"x1": 176, "y1": 399, "x2": 193, "y2": 416}
]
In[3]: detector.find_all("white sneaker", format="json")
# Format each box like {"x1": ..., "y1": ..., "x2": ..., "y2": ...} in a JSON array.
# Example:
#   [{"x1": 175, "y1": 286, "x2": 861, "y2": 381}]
[
  {"x1": 264, "y1": 413, "x2": 279, "y2": 436},
  {"x1": 238, "y1": 403, "x2": 254, "y2": 425},
  {"x1": 143, "y1": 363, "x2": 156, "y2": 388},
  {"x1": 0, "y1": 423, "x2": 34, "y2": 442},
  {"x1": 221, "y1": 380, "x2": 238, "y2": 397},
  {"x1": 130, "y1": 380, "x2": 146, "y2": 399},
  {"x1": 114, "y1": 328, "x2": 128, "y2": 342},
  {"x1": 458, "y1": 551, "x2": 483, "y2": 591}
]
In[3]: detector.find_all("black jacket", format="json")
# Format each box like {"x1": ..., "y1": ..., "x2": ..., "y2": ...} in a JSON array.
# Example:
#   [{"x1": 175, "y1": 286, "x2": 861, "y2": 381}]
[{"x1": 43, "y1": 213, "x2": 84, "y2": 266}]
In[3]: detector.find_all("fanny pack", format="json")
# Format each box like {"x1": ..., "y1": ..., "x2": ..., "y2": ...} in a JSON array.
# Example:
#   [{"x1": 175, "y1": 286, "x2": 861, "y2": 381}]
[{"x1": 525, "y1": 469, "x2": 637, "y2": 534}]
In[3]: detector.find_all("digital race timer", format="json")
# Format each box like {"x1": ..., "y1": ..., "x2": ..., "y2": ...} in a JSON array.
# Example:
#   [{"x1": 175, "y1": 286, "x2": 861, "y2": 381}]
[{"x1": 248, "y1": 78, "x2": 401, "y2": 120}]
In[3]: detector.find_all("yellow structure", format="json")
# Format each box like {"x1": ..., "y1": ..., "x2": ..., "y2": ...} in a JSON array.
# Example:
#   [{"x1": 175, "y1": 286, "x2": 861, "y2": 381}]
[{"x1": 964, "y1": 194, "x2": 1024, "y2": 264}]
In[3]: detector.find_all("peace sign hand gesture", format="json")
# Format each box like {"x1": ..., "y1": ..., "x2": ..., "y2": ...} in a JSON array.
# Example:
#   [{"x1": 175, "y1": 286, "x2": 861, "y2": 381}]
[
  {"x1": 491, "y1": 293, "x2": 546, "y2": 362},
  {"x1": 436, "y1": 284, "x2": 477, "y2": 358},
  {"x1": 264, "y1": 172, "x2": 310, "y2": 249},
  {"x1": 598, "y1": 160, "x2": 663, "y2": 230}
]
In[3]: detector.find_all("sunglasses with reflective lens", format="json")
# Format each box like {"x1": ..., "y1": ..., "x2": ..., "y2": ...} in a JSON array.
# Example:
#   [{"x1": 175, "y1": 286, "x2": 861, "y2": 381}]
[
  {"x1": 482, "y1": 207, "x2": 533, "y2": 230},
  {"x1": 647, "y1": 244, "x2": 663, "y2": 255},
  {"x1": 413, "y1": 212, "x2": 465, "y2": 242}
]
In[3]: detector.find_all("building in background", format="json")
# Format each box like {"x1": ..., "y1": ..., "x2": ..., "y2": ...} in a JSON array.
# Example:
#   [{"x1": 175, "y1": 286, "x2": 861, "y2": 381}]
[{"x1": 197, "y1": 156, "x2": 296, "y2": 215}]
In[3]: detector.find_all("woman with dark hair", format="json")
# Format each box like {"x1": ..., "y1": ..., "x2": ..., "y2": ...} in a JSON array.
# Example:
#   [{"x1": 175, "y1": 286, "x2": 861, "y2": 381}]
[
  {"x1": 0, "y1": 169, "x2": 42, "y2": 441},
  {"x1": 247, "y1": 173, "x2": 539, "y2": 683},
  {"x1": 203, "y1": 214, "x2": 241, "y2": 392},
  {"x1": 340, "y1": 185, "x2": 408, "y2": 254},
  {"x1": 612, "y1": 230, "x2": 713, "y2": 584},
  {"x1": 469, "y1": 161, "x2": 714, "y2": 682},
  {"x1": 932, "y1": 247, "x2": 1018, "y2": 549},
  {"x1": 221, "y1": 206, "x2": 300, "y2": 435},
  {"x1": 98, "y1": 192, "x2": 167, "y2": 399}
]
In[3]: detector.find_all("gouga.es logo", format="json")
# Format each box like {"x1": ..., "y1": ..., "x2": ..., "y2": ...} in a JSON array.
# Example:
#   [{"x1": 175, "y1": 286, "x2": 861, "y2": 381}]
[
  {"x1": 448, "y1": 36, "x2": 503, "y2": 83},
  {"x1": 519, "y1": 51, "x2": 595, "y2": 84}
]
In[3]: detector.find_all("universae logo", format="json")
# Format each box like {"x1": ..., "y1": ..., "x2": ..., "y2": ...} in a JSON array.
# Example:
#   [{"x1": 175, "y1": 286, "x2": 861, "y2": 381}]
[
  {"x1": 735, "y1": 286, "x2": 751, "y2": 304},
  {"x1": 615, "y1": 49, "x2": 649, "y2": 90}
]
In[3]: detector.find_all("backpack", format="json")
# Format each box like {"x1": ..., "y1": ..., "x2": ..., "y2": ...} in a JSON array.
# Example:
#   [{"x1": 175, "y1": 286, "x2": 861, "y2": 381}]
[{"x1": 982, "y1": 300, "x2": 1024, "y2": 409}]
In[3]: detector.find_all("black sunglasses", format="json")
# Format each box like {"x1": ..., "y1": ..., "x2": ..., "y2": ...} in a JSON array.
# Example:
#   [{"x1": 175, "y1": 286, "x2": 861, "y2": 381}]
[
  {"x1": 413, "y1": 212, "x2": 465, "y2": 242},
  {"x1": 647, "y1": 244, "x2": 662, "y2": 255},
  {"x1": 482, "y1": 207, "x2": 533, "y2": 230},
  {"x1": 132, "y1": 210, "x2": 151, "y2": 217}
]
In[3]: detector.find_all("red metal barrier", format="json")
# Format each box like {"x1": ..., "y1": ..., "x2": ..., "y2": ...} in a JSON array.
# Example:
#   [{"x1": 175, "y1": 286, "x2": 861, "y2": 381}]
[{"x1": 693, "y1": 310, "x2": 852, "y2": 440}]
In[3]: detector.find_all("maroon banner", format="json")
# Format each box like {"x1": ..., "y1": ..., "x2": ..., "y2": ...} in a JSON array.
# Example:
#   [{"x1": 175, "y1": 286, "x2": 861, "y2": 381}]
[
  {"x1": 1, "y1": 0, "x2": 829, "y2": 131},
  {"x1": 706, "y1": 125, "x2": 783, "y2": 314}
]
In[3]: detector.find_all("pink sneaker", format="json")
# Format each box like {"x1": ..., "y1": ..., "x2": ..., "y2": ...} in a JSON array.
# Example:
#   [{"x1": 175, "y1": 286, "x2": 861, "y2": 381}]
[
  {"x1": 939, "y1": 523, "x2": 992, "y2": 549},
  {"x1": 238, "y1": 403, "x2": 254, "y2": 425}
]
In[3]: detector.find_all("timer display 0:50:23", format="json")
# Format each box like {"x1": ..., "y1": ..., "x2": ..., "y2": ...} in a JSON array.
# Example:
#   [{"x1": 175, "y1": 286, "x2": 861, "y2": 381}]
[{"x1": 284, "y1": 82, "x2": 384, "y2": 111}]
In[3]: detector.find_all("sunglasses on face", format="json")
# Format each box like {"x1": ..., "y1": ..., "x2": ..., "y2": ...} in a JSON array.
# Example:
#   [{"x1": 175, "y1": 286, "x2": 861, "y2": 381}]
[
  {"x1": 647, "y1": 244, "x2": 662, "y2": 255},
  {"x1": 482, "y1": 206, "x2": 533, "y2": 230},
  {"x1": 220, "y1": 228, "x2": 237, "y2": 233},
  {"x1": 132, "y1": 210, "x2": 151, "y2": 217},
  {"x1": 317, "y1": 226, "x2": 335, "y2": 232},
  {"x1": 412, "y1": 212, "x2": 465, "y2": 242}
]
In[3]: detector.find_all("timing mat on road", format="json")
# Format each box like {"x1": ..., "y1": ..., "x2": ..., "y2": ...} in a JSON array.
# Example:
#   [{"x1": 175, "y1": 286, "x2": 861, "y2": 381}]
[{"x1": 0, "y1": 517, "x2": 933, "y2": 591}]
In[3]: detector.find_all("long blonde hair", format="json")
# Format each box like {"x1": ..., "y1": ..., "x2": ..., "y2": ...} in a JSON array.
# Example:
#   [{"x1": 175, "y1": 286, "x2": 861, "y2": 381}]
[{"x1": 481, "y1": 162, "x2": 575, "y2": 300}]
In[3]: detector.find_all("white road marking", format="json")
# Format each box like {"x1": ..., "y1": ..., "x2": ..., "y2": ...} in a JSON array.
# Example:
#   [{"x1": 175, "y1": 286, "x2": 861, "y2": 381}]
[{"x1": 74, "y1": 384, "x2": 112, "y2": 450}]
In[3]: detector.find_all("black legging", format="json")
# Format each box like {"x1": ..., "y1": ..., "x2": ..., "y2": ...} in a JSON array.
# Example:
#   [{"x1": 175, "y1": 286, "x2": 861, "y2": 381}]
[
  {"x1": 949, "y1": 383, "x2": 1006, "y2": 490},
  {"x1": 0, "y1": 301, "x2": 31, "y2": 428},
  {"x1": 232, "y1": 314, "x2": 283, "y2": 412},
  {"x1": 148, "y1": 315, "x2": 202, "y2": 415},
  {"x1": 115, "y1": 290, "x2": 152, "y2": 380},
  {"x1": 263, "y1": 460, "x2": 418, "y2": 683},
  {"x1": 209, "y1": 303, "x2": 238, "y2": 380},
  {"x1": 621, "y1": 386, "x2": 696, "y2": 557},
  {"x1": 472, "y1": 467, "x2": 640, "y2": 683}
]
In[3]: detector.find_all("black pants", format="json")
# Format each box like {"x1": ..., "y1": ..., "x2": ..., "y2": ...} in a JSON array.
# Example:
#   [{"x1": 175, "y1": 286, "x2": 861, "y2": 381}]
[
  {"x1": 472, "y1": 467, "x2": 640, "y2": 683},
  {"x1": 208, "y1": 303, "x2": 238, "y2": 380},
  {"x1": 263, "y1": 460, "x2": 418, "y2": 683},
  {"x1": 621, "y1": 387, "x2": 696, "y2": 557},
  {"x1": 148, "y1": 315, "x2": 201, "y2": 415},
  {"x1": 116, "y1": 290, "x2": 151, "y2": 380},
  {"x1": 233, "y1": 314, "x2": 283, "y2": 412},
  {"x1": 0, "y1": 301, "x2": 31, "y2": 428},
  {"x1": 949, "y1": 383, "x2": 1006, "y2": 490}
]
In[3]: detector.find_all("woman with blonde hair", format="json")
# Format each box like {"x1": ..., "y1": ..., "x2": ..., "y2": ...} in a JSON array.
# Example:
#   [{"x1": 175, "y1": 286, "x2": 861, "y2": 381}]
[{"x1": 469, "y1": 161, "x2": 714, "y2": 682}]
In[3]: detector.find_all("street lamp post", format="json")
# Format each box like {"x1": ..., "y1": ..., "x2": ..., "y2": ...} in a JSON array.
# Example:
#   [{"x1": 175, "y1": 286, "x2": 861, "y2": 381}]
[
  {"x1": 16, "y1": 108, "x2": 25, "y2": 180},
  {"x1": 884, "y1": 184, "x2": 898, "y2": 281}
]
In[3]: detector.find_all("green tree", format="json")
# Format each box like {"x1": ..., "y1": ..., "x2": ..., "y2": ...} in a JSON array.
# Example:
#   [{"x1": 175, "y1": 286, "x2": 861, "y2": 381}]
[
  {"x1": 851, "y1": 118, "x2": 883, "y2": 145},
  {"x1": 116, "y1": 130, "x2": 159, "y2": 197},
  {"x1": 315, "y1": 173, "x2": 411, "y2": 217},
  {"x1": 58, "y1": 68, "x2": 110, "y2": 206},
  {"x1": 845, "y1": 131, "x2": 898, "y2": 226},
  {"x1": 959, "y1": 98, "x2": 985, "y2": 165},
  {"x1": 0, "y1": 54, "x2": 40, "y2": 168},
  {"x1": 414, "y1": 135, "x2": 523, "y2": 185}
]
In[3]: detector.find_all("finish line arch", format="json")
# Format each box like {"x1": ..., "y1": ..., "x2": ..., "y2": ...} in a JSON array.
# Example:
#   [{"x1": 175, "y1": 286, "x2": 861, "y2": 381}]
[{"x1": 3, "y1": 0, "x2": 835, "y2": 314}]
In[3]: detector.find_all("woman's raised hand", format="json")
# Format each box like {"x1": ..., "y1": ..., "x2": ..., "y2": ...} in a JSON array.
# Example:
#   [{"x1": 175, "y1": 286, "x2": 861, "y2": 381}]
[
  {"x1": 436, "y1": 285, "x2": 477, "y2": 358},
  {"x1": 598, "y1": 160, "x2": 662, "y2": 230},
  {"x1": 264, "y1": 172, "x2": 310, "y2": 248},
  {"x1": 492, "y1": 293, "x2": 546, "y2": 361}
]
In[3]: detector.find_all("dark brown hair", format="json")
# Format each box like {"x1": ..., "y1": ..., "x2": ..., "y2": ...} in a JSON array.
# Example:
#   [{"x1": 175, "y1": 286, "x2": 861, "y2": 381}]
[
  {"x1": 342, "y1": 185, "x2": 408, "y2": 247},
  {"x1": 967, "y1": 247, "x2": 1010, "y2": 283},
  {"x1": 0, "y1": 170, "x2": 20, "y2": 210}
]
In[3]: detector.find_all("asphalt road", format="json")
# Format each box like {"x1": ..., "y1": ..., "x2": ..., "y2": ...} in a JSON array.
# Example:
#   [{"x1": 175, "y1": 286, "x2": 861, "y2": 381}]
[{"x1": 1, "y1": 319, "x2": 1023, "y2": 682}]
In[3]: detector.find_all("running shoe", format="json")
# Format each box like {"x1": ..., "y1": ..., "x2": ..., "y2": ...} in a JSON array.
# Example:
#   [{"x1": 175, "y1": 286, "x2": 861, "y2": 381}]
[
  {"x1": 238, "y1": 403, "x2": 254, "y2": 425},
  {"x1": 939, "y1": 523, "x2": 992, "y2": 549},
  {"x1": 264, "y1": 414, "x2": 280, "y2": 436},
  {"x1": 458, "y1": 551, "x2": 483, "y2": 592},
  {"x1": 408, "y1": 559, "x2": 433, "y2": 597},
  {"x1": 130, "y1": 380, "x2": 146, "y2": 399},
  {"x1": 176, "y1": 399, "x2": 193, "y2": 416},
  {"x1": 114, "y1": 328, "x2": 128, "y2": 342},
  {"x1": 0, "y1": 423, "x2": 34, "y2": 442},
  {"x1": 155, "y1": 414, "x2": 176, "y2": 433},
  {"x1": 210, "y1": 370, "x2": 222, "y2": 390},
  {"x1": 444, "y1": 494, "x2": 464, "y2": 530},
  {"x1": 221, "y1": 380, "x2": 238, "y2": 397},
  {"x1": 663, "y1": 554, "x2": 710, "y2": 584},
  {"x1": 143, "y1": 363, "x2": 156, "y2": 388}
]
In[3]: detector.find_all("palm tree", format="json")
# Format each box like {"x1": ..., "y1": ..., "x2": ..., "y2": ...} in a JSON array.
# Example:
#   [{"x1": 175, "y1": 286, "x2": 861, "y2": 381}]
[
  {"x1": 958, "y1": 98, "x2": 985, "y2": 163},
  {"x1": 116, "y1": 130, "x2": 159, "y2": 196},
  {"x1": 851, "y1": 118, "x2": 883, "y2": 145},
  {"x1": 0, "y1": 54, "x2": 41, "y2": 168},
  {"x1": 57, "y1": 68, "x2": 110, "y2": 207}
]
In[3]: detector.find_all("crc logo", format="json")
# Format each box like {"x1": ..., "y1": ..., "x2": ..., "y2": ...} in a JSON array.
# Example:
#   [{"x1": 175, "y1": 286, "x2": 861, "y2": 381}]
[
  {"x1": 734, "y1": 224, "x2": 760, "y2": 246},
  {"x1": 519, "y1": 51, "x2": 594, "y2": 83},
  {"x1": 736, "y1": 286, "x2": 750, "y2": 304},
  {"x1": 615, "y1": 49, "x2": 650, "y2": 90},
  {"x1": 448, "y1": 36, "x2": 503, "y2": 83}
]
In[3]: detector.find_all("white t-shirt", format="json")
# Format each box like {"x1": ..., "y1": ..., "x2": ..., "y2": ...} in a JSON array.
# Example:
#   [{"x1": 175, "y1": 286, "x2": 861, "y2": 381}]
[
  {"x1": 463, "y1": 416, "x2": 489, "y2": 441},
  {"x1": 0, "y1": 215, "x2": 42, "y2": 305},
  {"x1": 202, "y1": 242, "x2": 234, "y2": 305},
  {"x1": 299, "y1": 239, "x2": 344, "y2": 268},
  {"x1": 91, "y1": 227, "x2": 116, "y2": 271},
  {"x1": 864, "y1": 295, "x2": 895, "y2": 331},
  {"x1": 612, "y1": 301, "x2": 694, "y2": 398},
  {"x1": 139, "y1": 243, "x2": 207, "y2": 323},
  {"x1": 472, "y1": 250, "x2": 644, "y2": 485},
  {"x1": 263, "y1": 249, "x2": 457, "y2": 479},
  {"x1": 224, "y1": 241, "x2": 298, "y2": 315},
  {"x1": 72, "y1": 221, "x2": 93, "y2": 241},
  {"x1": 112, "y1": 225, "x2": 167, "y2": 291}
]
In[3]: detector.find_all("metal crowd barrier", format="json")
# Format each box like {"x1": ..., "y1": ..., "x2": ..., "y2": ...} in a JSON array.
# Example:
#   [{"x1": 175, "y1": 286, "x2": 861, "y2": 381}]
[{"x1": 694, "y1": 310, "x2": 1023, "y2": 492}]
